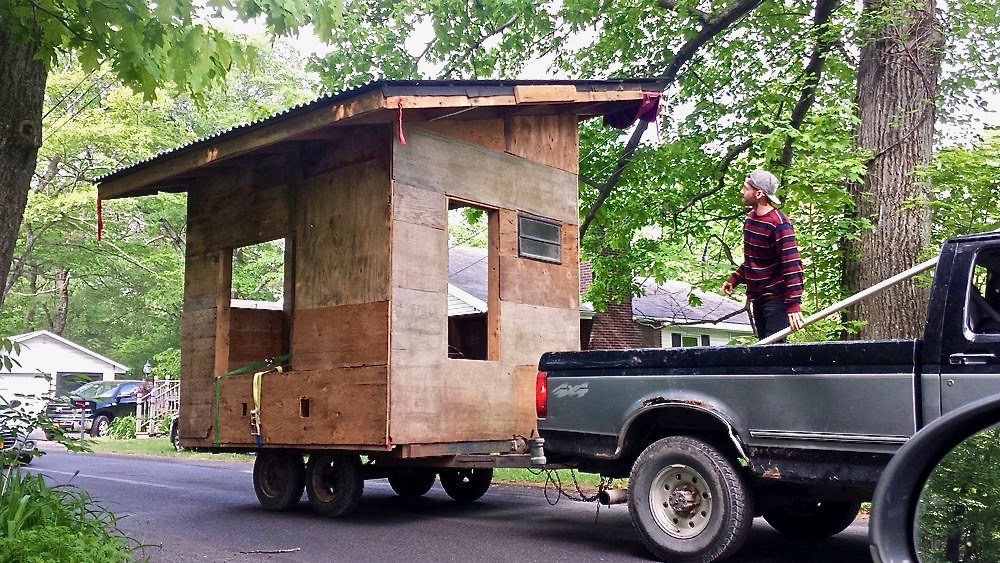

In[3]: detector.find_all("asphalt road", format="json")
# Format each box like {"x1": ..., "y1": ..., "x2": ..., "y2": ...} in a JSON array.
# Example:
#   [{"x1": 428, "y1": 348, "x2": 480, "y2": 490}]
[{"x1": 27, "y1": 447, "x2": 873, "y2": 562}]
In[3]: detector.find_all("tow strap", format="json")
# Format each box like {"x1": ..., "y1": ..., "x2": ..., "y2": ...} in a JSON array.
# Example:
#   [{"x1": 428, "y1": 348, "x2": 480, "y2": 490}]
[
  {"x1": 249, "y1": 365, "x2": 283, "y2": 447},
  {"x1": 212, "y1": 354, "x2": 290, "y2": 447}
]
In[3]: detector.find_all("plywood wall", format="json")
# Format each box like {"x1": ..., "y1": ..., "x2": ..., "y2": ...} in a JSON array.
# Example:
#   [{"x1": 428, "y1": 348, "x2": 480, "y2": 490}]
[
  {"x1": 180, "y1": 132, "x2": 395, "y2": 448},
  {"x1": 179, "y1": 163, "x2": 292, "y2": 446},
  {"x1": 283, "y1": 128, "x2": 393, "y2": 448},
  {"x1": 389, "y1": 123, "x2": 581, "y2": 445}
]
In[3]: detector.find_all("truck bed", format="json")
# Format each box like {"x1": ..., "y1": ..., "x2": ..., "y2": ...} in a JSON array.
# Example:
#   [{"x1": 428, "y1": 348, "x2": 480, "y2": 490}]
[{"x1": 539, "y1": 340, "x2": 921, "y2": 461}]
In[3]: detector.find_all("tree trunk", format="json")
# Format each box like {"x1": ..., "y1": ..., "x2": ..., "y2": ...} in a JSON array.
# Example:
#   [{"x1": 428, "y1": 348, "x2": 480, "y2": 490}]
[
  {"x1": 0, "y1": 30, "x2": 46, "y2": 313},
  {"x1": 52, "y1": 268, "x2": 70, "y2": 334},
  {"x1": 844, "y1": 0, "x2": 943, "y2": 339}
]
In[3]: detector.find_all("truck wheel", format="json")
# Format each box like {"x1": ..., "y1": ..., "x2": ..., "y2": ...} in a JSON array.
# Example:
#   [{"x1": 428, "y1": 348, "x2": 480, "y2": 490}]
[
  {"x1": 305, "y1": 452, "x2": 364, "y2": 517},
  {"x1": 763, "y1": 499, "x2": 862, "y2": 539},
  {"x1": 628, "y1": 436, "x2": 753, "y2": 563},
  {"x1": 253, "y1": 450, "x2": 305, "y2": 511},
  {"x1": 388, "y1": 468, "x2": 437, "y2": 498},
  {"x1": 91, "y1": 415, "x2": 111, "y2": 437},
  {"x1": 439, "y1": 468, "x2": 492, "y2": 502}
]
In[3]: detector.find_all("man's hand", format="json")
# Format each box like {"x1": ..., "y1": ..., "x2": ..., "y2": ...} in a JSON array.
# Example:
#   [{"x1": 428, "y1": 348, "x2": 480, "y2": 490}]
[
  {"x1": 788, "y1": 312, "x2": 805, "y2": 332},
  {"x1": 722, "y1": 281, "x2": 734, "y2": 296}
]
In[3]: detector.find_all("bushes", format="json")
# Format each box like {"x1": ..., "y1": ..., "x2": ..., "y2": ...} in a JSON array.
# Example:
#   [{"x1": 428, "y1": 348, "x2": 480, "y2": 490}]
[
  {"x1": 106, "y1": 415, "x2": 136, "y2": 440},
  {"x1": 0, "y1": 470, "x2": 132, "y2": 562}
]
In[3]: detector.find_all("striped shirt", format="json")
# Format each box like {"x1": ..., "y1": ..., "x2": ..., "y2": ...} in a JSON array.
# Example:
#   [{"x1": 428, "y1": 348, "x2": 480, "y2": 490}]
[{"x1": 727, "y1": 209, "x2": 803, "y2": 314}]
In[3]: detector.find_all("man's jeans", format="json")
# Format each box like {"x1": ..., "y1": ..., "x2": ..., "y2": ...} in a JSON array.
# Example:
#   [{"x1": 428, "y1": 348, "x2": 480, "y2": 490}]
[{"x1": 752, "y1": 298, "x2": 789, "y2": 342}]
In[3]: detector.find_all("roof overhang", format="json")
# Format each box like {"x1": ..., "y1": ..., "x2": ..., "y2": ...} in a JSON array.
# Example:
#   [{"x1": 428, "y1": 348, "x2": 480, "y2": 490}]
[{"x1": 96, "y1": 79, "x2": 660, "y2": 201}]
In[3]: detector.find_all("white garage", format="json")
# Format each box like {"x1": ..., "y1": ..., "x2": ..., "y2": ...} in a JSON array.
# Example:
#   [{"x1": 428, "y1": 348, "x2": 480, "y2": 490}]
[{"x1": 1, "y1": 330, "x2": 128, "y2": 405}]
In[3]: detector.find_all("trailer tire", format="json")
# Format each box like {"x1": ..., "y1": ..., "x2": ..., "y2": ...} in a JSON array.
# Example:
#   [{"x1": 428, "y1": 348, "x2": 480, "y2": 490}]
[
  {"x1": 169, "y1": 417, "x2": 184, "y2": 451},
  {"x1": 439, "y1": 468, "x2": 493, "y2": 502},
  {"x1": 628, "y1": 436, "x2": 753, "y2": 563},
  {"x1": 763, "y1": 499, "x2": 862, "y2": 539},
  {"x1": 388, "y1": 468, "x2": 437, "y2": 498},
  {"x1": 253, "y1": 450, "x2": 305, "y2": 511},
  {"x1": 305, "y1": 452, "x2": 364, "y2": 517}
]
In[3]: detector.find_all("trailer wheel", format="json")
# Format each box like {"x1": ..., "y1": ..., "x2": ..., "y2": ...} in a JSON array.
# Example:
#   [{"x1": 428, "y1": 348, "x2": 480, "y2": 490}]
[
  {"x1": 169, "y1": 417, "x2": 184, "y2": 451},
  {"x1": 763, "y1": 499, "x2": 862, "y2": 539},
  {"x1": 439, "y1": 468, "x2": 493, "y2": 502},
  {"x1": 305, "y1": 452, "x2": 364, "y2": 517},
  {"x1": 388, "y1": 468, "x2": 437, "y2": 498},
  {"x1": 253, "y1": 450, "x2": 305, "y2": 511},
  {"x1": 628, "y1": 436, "x2": 753, "y2": 563}
]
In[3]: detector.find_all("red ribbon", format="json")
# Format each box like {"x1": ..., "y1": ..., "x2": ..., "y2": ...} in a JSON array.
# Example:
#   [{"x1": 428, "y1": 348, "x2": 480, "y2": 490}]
[
  {"x1": 96, "y1": 197, "x2": 103, "y2": 242},
  {"x1": 397, "y1": 100, "x2": 407, "y2": 145}
]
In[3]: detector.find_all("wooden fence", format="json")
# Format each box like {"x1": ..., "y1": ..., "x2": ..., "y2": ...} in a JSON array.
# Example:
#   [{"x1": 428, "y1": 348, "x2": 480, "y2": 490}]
[{"x1": 136, "y1": 380, "x2": 180, "y2": 437}]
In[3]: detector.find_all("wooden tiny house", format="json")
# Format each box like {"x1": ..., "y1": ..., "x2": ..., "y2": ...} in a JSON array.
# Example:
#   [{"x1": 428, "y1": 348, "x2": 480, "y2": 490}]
[{"x1": 97, "y1": 81, "x2": 656, "y2": 499}]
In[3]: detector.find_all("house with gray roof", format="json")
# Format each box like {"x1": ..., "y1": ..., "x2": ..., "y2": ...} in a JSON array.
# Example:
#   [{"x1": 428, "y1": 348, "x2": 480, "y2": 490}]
[{"x1": 449, "y1": 247, "x2": 752, "y2": 351}]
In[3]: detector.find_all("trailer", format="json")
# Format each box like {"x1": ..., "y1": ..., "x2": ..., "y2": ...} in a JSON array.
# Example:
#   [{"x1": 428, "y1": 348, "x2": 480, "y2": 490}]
[{"x1": 96, "y1": 79, "x2": 658, "y2": 515}]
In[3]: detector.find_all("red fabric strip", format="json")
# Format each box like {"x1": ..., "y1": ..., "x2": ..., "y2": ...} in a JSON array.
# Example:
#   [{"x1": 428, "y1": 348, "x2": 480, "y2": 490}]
[
  {"x1": 96, "y1": 197, "x2": 103, "y2": 242},
  {"x1": 397, "y1": 100, "x2": 407, "y2": 145}
]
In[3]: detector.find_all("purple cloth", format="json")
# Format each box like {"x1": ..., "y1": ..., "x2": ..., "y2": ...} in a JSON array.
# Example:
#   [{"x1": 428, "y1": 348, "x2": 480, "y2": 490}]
[{"x1": 603, "y1": 92, "x2": 661, "y2": 129}]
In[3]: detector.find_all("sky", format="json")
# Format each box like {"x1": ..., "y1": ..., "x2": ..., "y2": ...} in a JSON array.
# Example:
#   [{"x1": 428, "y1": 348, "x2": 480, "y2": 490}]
[{"x1": 225, "y1": 13, "x2": 1000, "y2": 147}]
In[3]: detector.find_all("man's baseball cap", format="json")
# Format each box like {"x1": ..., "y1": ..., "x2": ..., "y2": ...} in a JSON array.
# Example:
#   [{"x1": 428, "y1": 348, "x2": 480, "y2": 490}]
[{"x1": 746, "y1": 170, "x2": 781, "y2": 205}]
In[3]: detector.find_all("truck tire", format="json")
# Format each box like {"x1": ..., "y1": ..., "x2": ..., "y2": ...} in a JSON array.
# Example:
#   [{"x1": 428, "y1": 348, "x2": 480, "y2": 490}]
[
  {"x1": 91, "y1": 415, "x2": 111, "y2": 437},
  {"x1": 253, "y1": 450, "x2": 305, "y2": 511},
  {"x1": 305, "y1": 452, "x2": 364, "y2": 517},
  {"x1": 388, "y1": 468, "x2": 437, "y2": 498},
  {"x1": 439, "y1": 468, "x2": 493, "y2": 502},
  {"x1": 628, "y1": 436, "x2": 753, "y2": 563},
  {"x1": 763, "y1": 499, "x2": 862, "y2": 539}
]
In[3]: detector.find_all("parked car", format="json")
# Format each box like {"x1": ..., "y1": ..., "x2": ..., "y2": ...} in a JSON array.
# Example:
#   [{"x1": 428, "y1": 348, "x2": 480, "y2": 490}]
[
  {"x1": 0, "y1": 393, "x2": 35, "y2": 464},
  {"x1": 46, "y1": 380, "x2": 142, "y2": 437}
]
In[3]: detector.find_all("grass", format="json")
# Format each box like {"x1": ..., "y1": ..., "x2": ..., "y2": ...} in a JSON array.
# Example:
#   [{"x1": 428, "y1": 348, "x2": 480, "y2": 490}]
[
  {"x1": 0, "y1": 468, "x2": 133, "y2": 562},
  {"x1": 86, "y1": 437, "x2": 252, "y2": 462},
  {"x1": 84, "y1": 438, "x2": 609, "y2": 487}
]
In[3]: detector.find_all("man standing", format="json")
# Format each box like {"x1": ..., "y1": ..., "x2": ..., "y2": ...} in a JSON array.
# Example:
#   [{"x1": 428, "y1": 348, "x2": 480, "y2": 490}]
[{"x1": 722, "y1": 170, "x2": 805, "y2": 341}]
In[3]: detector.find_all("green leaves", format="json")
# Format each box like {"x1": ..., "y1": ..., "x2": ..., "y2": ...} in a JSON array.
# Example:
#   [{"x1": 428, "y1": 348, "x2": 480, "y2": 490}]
[{"x1": 3, "y1": 0, "x2": 344, "y2": 102}]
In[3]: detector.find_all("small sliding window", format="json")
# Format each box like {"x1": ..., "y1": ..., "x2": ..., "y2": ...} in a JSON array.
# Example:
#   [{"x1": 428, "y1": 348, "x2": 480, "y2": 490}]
[{"x1": 518, "y1": 214, "x2": 561, "y2": 264}]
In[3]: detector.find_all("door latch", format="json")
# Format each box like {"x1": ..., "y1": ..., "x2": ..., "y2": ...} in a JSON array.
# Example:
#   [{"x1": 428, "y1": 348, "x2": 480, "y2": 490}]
[{"x1": 949, "y1": 352, "x2": 997, "y2": 365}]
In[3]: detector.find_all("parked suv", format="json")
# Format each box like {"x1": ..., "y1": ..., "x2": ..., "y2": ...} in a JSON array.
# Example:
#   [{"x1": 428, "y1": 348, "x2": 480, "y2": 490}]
[{"x1": 46, "y1": 380, "x2": 141, "y2": 437}]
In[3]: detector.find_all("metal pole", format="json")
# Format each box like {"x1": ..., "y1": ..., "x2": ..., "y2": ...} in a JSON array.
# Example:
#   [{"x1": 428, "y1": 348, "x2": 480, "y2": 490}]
[{"x1": 755, "y1": 256, "x2": 940, "y2": 346}]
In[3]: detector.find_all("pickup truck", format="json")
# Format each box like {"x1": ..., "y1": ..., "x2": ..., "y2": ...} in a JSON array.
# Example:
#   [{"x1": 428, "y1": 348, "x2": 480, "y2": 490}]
[
  {"x1": 536, "y1": 231, "x2": 1000, "y2": 563},
  {"x1": 46, "y1": 379, "x2": 141, "y2": 437}
]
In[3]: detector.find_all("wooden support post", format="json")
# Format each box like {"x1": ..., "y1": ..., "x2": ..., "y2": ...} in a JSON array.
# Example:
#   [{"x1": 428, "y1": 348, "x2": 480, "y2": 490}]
[{"x1": 214, "y1": 248, "x2": 233, "y2": 375}]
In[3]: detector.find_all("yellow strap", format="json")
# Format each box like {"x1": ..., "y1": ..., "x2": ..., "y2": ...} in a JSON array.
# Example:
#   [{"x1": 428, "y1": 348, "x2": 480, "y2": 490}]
[{"x1": 250, "y1": 366, "x2": 283, "y2": 436}]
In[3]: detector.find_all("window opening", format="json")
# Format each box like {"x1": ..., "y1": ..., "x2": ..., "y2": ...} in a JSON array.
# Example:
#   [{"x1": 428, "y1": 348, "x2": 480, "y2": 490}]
[
  {"x1": 518, "y1": 214, "x2": 561, "y2": 263},
  {"x1": 447, "y1": 201, "x2": 496, "y2": 361},
  {"x1": 232, "y1": 239, "x2": 285, "y2": 306}
]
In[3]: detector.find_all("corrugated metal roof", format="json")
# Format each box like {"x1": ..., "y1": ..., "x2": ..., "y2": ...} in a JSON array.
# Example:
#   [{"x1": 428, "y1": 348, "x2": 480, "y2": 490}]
[{"x1": 97, "y1": 78, "x2": 658, "y2": 185}]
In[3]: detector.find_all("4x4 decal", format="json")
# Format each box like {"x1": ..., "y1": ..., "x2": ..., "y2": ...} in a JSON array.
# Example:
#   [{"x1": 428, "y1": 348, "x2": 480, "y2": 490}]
[{"x1": 551, "y1": 382, "x2": 589, "y2": 398}]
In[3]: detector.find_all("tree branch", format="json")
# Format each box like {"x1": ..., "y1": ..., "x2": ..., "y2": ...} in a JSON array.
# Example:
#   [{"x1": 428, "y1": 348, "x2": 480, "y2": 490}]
[
  {"x1": 778, "y1": 0, "x2": 842, "y2": 167},
  {"x1": 437, "y1": 13, "x2": 520, "y2": 79},
  {"x1": 579, "y1": 0, "x2": 765, "y2": 241}
]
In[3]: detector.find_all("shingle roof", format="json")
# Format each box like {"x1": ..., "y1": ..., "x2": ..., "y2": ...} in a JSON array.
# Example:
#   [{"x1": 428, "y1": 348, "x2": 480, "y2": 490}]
[
  {"x1": 447, "y1": 247, "x2": 750, "y2": 326},
  {"x1": 633, "y1": 280, "x2": 751, "y2": 326}
]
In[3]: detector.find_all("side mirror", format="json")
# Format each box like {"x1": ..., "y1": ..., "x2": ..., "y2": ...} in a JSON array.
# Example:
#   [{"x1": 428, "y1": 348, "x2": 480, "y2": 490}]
[{"x1": 870, "y1": 393, "x2": 1000, "y2": 562}]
